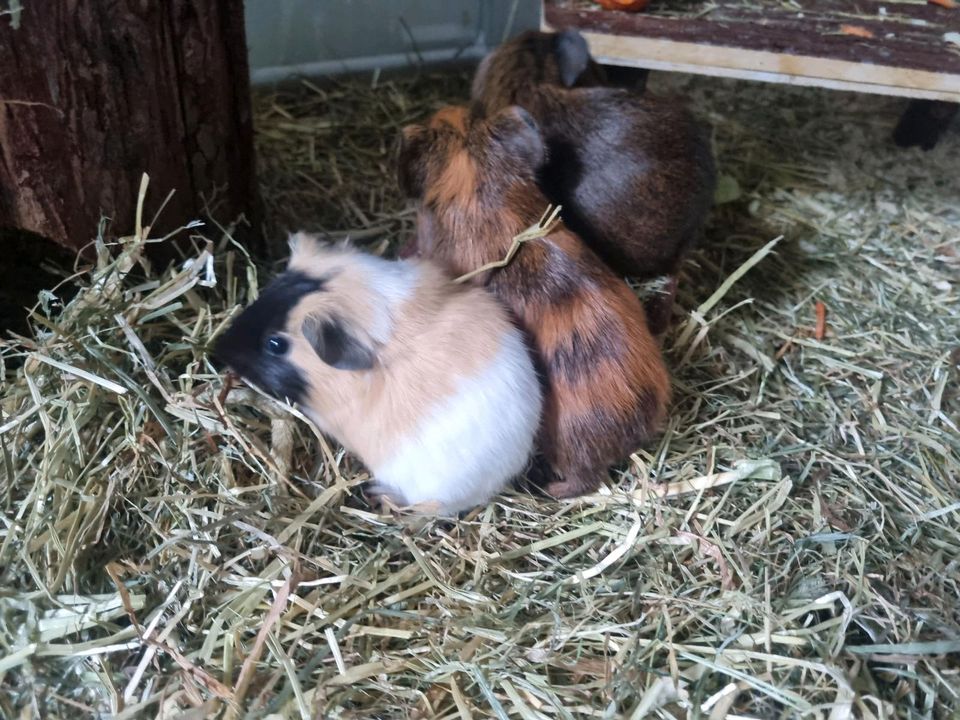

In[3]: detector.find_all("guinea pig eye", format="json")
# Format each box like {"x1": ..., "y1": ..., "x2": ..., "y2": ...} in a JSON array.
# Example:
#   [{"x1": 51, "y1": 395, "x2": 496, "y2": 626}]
[{"x1": 264, "y1": 334, "x2": 290, "y2": 356}]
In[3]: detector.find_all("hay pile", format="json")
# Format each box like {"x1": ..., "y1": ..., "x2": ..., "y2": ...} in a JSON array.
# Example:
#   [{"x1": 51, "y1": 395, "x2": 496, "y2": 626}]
[{"x1": 1, "y1": 71, "x2": 958, "y2": 718}]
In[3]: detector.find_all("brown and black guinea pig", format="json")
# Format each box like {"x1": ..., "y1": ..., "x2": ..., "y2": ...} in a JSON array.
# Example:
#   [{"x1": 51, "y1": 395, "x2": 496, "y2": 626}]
[
  {"x1": 470, "y1": 29, "x2": 717, "y2": 333},
  {"x1": 213, "y1": 234, "x2": 543, "y2": 514},
  {"x1": 397, "y1": 104, "x2": 671, "y2": 499}
]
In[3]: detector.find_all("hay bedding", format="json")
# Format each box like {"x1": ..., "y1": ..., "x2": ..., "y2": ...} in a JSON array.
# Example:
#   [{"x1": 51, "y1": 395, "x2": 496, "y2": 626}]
[{"x1": 1, "y1": 68, "x2": 958, "y2": 719}]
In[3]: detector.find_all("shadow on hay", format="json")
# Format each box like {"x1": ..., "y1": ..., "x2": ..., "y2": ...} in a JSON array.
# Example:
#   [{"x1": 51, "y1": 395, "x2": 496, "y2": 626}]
[{"x1": 0, "y1": 228, "x2": 81, "y2": 341}]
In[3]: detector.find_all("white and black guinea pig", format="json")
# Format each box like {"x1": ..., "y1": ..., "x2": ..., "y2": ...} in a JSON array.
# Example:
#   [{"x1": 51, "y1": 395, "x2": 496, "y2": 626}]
[{"x1": 213, "y1": 233, "x2": 543, "y2": 514}]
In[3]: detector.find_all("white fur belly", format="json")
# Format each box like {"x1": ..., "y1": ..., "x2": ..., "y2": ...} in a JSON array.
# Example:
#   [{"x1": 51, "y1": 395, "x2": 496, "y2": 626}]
[{"x1": 372, "y1": 330, "x2": 542, "y2": 513}]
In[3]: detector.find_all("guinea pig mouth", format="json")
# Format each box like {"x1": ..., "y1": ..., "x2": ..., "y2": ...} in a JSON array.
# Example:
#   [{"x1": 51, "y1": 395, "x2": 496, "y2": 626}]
[
  {"x1": 210, "y1": 328, "x2": 246, "y2": 376},
  {"x1": 214, "y1": 332, "x2": 307, "y2": 409},
  {"x1": 210, "y1": 329, "x2": 256, "y2": 381}
]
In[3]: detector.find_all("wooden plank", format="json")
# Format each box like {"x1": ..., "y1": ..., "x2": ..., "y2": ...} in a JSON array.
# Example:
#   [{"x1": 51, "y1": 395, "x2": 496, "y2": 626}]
[
  {"x1": 543, "y1": 1, "x2": 960, "y2": 101},
  {"x1": 545, "y1": 1, "x2": 960, "y2": 74},
  {"x1": 570, "y1": 31, "x2": 960, "y2": 102}
]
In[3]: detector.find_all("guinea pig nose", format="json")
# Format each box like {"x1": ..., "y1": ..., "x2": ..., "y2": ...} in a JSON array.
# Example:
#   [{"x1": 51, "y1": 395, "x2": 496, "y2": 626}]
[{"x1": 265, "y1": 334, "x2": 290, "y2": 356}]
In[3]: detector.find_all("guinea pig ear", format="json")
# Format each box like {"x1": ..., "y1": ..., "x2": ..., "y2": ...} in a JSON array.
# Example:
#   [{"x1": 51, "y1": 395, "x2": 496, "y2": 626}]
[
  {"x1": 302, "y1": 314, "x2": 375, "y2": 371},
  {"x1": 553, "y1": 29, "x2": 591, "y2": 87},
  {"x1": 396, "y1": 125, "x2": 429, "y2": 199},
  {"x1": 288, "y1": 231, "x2": 321, "y2": 265},
  {"x1": 469, "y1": 53, "x2": 494, "y2": 101},
  {"x1": 489, "y1": 106, "x2": 545, "y2": 168}
]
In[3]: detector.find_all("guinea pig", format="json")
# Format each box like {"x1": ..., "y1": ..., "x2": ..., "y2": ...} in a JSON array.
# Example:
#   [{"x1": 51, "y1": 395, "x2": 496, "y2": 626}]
[
  {"x1": 470, "y1": 29, "x2": 717, "y2": 333},
  {"x1": 213, "y1": 234, "x2": 543, "y2": 514},
  {"x1": 397, "y1": 105, "x2": 671, "y2": 499},
  {"x1": 892, "y1": 99, "x2": 958, "y2": 151}
]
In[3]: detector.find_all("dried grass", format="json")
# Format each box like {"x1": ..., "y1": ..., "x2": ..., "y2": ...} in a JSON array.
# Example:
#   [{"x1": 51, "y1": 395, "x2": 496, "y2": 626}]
[{"x1": 1, "y1": 70, "x2": 958, "y2": 719}]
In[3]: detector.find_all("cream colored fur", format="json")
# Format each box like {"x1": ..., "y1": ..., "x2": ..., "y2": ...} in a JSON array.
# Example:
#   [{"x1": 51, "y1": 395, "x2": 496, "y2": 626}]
[{"x1": 283, "y1": 233, "x2": 542, "y2": 513}]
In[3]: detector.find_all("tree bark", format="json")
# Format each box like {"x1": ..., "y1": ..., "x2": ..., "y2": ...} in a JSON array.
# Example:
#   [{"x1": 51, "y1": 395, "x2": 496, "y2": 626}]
[{"x1": 0, "y1": 0, "x2": 262, "y2": 257}]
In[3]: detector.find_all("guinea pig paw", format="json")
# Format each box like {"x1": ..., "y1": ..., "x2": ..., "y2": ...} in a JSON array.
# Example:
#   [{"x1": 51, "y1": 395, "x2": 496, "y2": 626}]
[
  {"x1": 364, "y1": 484, "x2": 445, "y2": 516},
  {"x1": 544, "y1": 477, "x2": 594, "y2": 500},
  {"x1": 401, "y1": 500, "x2": 445, "y2": 516}
]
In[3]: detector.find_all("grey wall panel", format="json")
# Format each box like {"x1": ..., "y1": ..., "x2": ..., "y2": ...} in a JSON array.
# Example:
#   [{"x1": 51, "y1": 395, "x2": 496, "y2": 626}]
[{"x1": 245, "y1": 0, "x2": 539, "y2": 83}]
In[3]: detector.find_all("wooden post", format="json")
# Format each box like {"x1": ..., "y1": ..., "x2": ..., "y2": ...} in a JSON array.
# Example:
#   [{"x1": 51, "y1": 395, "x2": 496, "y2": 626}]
[{"x1": 0, "y1": 0, "x2": 262, "y2": 257}]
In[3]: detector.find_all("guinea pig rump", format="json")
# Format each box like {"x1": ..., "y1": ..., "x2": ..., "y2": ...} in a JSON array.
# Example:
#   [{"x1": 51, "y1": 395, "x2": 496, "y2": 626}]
[{"x1": 367, "y1": 323, "x2": 541, "y2": 512}]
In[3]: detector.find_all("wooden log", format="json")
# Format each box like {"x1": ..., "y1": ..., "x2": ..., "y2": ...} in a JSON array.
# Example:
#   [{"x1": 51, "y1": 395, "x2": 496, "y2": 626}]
[{"x1": 0, "y1": 1, "x2": 262, "y2": 257}]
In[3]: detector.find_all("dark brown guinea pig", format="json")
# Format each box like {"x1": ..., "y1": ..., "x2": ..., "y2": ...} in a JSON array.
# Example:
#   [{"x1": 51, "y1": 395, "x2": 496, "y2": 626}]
[
  {"x1": 471, "y1": 29, "x2": 717, "y2": 332},
  {"x1": 397, "y1": 104, "x2": 671, "y2": 499}
]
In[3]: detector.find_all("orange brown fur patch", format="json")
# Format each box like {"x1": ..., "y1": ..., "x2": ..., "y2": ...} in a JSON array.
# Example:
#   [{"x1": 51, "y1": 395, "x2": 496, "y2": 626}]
[
  {"x1": 428, "y1": 105, "x2": 469, "y2": 132},
  {"x1": 425, "y1": 149, "x2": 477, "y2": 211}
]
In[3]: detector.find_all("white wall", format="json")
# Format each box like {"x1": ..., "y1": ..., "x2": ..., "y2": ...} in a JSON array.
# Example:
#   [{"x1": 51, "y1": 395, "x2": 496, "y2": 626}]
[{"x1": 244, "y1": 0, "x2": 540, "y2": 84}]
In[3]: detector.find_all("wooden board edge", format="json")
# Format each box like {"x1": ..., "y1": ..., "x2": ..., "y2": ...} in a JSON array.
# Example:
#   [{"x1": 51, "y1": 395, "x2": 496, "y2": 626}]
[
  {"x1": 594, "y1": 54, "x2": 960, "y2": 103},
  {"x1": 541, "y1": 18, "x2": 960, "y2": 102}
]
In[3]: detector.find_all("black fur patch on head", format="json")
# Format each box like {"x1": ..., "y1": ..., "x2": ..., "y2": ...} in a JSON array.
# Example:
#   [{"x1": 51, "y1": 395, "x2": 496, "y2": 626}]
[
  {"x1": 212, "y1": 270, "x2": 324, "y2": 404},
  {"x1": 302, "y1": 314, "x2": 375, "y2": 371}
]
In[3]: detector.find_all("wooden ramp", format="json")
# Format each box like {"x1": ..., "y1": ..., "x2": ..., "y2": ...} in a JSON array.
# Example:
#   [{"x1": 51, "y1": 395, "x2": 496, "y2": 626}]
[{"x1": 542, "y1": 0, "x2": 960, "y2": 102}]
